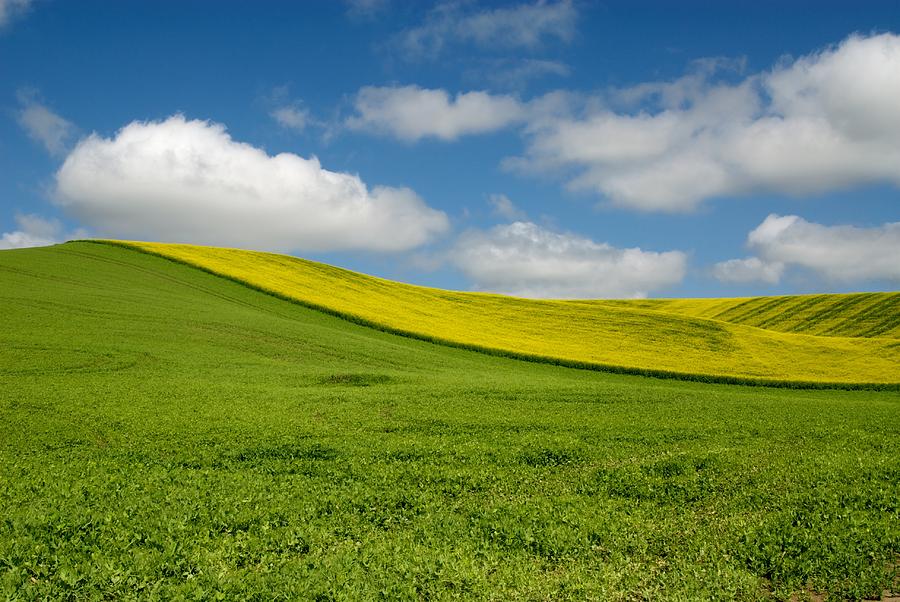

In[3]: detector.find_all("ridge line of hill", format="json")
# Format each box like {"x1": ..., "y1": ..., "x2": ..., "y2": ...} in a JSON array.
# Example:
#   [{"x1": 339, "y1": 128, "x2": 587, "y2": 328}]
[{"x1": 76, "y1": 240, "x2": 899, "y2": 391}]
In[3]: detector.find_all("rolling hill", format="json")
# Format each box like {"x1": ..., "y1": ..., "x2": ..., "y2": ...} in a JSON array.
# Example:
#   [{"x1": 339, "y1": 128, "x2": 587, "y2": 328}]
[
  {"x1": 1, "y1": 241, "x2": 898, "y2": 599},
  {"x1": 93, "y1": 240, "x2": 900, "y2": 388},
  {"x1": 600, "y1": 294, "x2": 900, "y2": 338}
]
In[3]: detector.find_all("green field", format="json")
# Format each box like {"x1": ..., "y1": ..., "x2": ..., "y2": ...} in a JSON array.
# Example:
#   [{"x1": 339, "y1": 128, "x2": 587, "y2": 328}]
[
  {"x1": 99, "y1": 240, "x2": 900, "y2": 387},
  {"x1": 1, "y1": 242, "x2": 899, "y2": 600}
]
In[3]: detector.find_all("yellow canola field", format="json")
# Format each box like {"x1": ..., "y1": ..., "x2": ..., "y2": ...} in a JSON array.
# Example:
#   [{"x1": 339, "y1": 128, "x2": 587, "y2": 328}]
[
  {"x1": 596, "y1": 294, "x2": 900, "y2": 338},
  {"x1": 104, "y1": 241, "x2": 900, "y2": 387}
]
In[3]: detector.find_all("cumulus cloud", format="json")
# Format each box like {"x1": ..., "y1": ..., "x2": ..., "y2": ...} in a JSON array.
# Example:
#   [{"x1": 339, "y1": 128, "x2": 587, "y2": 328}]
[
  {"x1": 16, "y1": 89, "x2": 75, "y2": 156},
  {"x1": 487, "y1": 193, "x2": 526, "y2": 220},
  {"x1": 0, "y1": 0, "x2": 30, "y2": 27},
  {"x1": 347, "y1": 85, "x2": 527, "y2": 141},
  {"x1": 397, "y1": 0, "x2": 576, "y2": 59},
  {"x1": 514, "y1": 33, "x2": 900, "y2": 211},
  {"x1": 0, "y1": 214, "x2": 68, "y2": 249},
  {"x1": 54, "y1": 115, "x2": 449, "y2": 252},
  {"x1": 449, "y1": 221, "x2": 686, "y2": 298},
  {"x1": 746, "y1": 214, "x2": 900, "y2": 282},
  {"x1": 715, "y1": 214, "x2": 900, "y2": 285},
  {"x1": 712, "y1": 256, "x2": 784, "y2": 285}
]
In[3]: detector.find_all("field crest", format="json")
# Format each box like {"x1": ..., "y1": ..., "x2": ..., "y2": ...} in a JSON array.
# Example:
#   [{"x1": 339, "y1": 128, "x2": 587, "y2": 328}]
[{"x1": 94, "y1": 240, "x2": 900, "y2": 387}]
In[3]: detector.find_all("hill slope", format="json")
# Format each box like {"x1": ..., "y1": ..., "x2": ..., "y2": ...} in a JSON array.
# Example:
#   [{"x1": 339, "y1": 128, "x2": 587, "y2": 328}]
[
  {"x1": 96, "y1": 240, "x2": 900, "y2": 387},
  {"x1": 1, "y1": 242, "x2": 898, "y2": 599},
  {"x1": 599, "y1": 294, "x2": 900, "y2": 338}
]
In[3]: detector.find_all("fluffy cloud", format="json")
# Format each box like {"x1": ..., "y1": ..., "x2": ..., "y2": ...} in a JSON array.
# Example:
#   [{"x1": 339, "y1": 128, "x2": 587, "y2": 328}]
[
  {"x1": 54, "y1": 115, "x2": 448, "y2": 252},
  {"x1": 751, "y1": 214, "x2": 900, "y2": 282},
  {"x1": 398, "y1": 0, "x2": 576, "y2": 59},
  {"x1": 515, "y1": 33, "x2": 900, "y2": 211},
  {"x1": 0, "y1": 214, "x2": 68, "y2": 249},
  {"x1": 347, "y1": 85, "x2": 527, "y2": 141},
  {"x1": 0, "y1": 0, "x2": 30, "y2": 27},
  {"x1": 715, "y1": 214, "x2": 900, "y2": 284},
  {"x1": 712, "y1": 256, "x2": 784, "y2": 285},
  {"x1": 16, "y1": 89, "x2": 75, "y2": 156},
  {"x1": 450, "y1": 221, "x2": 686, "y2": 298}
]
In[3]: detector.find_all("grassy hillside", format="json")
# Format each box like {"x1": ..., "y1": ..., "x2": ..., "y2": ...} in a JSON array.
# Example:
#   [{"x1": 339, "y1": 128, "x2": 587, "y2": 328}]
[
  {"x1": 98, "y1": 240, "x2": 900, "y2": 387},
  {"x1": 1, "y1": 242, "x2": 898, "y2": 600}
]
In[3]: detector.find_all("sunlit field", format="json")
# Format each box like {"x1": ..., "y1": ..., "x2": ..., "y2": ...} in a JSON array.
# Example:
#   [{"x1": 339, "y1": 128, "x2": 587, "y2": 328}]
[
  {"x1": 1, "y1": 242, "x2": 897, "y2": 600},
  {"x1": 101, "y1": 240, "x2": 900, "y2": 387}
]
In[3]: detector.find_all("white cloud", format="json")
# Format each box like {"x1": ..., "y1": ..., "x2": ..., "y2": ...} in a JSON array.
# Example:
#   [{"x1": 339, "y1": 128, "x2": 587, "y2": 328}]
[
  {"x1": 270, "y1": 106, "x2": 309, "y2": 132},
  {"x1": 0, "y1": 0, "x2": 30, "y2": 27},
  {"x1": 347, "y1": 85, "x2": 527, "y2": 141},
  {"x1": 16, "y1": 89, "x2": 75, "y2": 156},
  {"x1": 0, "y1": 214, "x2": 64, "y2": 249},
  {"x1": 487, "y1": 193, "x2": 526, "y2": 220},
  {"x1": 449, "y1": 221, "x2": 686, "y2": 298},
  {"x1": 398, "y1": 0, "x2": 576, "y2": 59},
  {"x1": 265, "y1": 87, "x2": 319, "y2": 134},
  {"x1": 712, "y1": 256, "x2": 784, "y2": 285},
  {"x1": 0, "y1": 230, "x2": 56, "y2": 250},
  {"x1": 744, "y1": 214, "x2": 900, "y2": 283},
  {"x1": 514, "y1": 33, "x2": 900, "y2": 211},
  {"x1": 54, "y1": 115, "x2": 449, "y2": 253}
]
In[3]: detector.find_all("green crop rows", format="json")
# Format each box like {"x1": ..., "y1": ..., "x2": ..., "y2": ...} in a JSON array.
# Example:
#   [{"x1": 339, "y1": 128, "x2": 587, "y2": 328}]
[{"x1": 1, "y1": 242, "x2": 898, "y2": 600}]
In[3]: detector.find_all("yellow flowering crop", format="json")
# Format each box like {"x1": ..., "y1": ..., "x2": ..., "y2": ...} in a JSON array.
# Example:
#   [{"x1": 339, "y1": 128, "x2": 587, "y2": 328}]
[
  {"x1": 596, "y1": 294, "x2": 900, "y2": 338},
  {"x1": 101, "y1": 241, "x2": 899, "y2": 387}
]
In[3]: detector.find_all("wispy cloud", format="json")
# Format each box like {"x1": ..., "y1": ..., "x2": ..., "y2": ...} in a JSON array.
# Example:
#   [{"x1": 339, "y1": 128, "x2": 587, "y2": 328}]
[
  {"x1": 270, "y1": 106, "x2": 309, "y2": 132},
  {"x1": 344, "y1": 0, "x2": 390, "y2": 20},
  {"x1": 264, "y1": 86, "x2": 317, "y2": 134},
  {"x1": 15, "y1": 89, "x2": 76, "y2": 156},
  {"x1": 476, "y1": 58, "x2": 571, "y2": 90},
  {"x1": 487, "y1": 194, "x2": 526, "y2": 220},
  {"x1": 0, "y1": 0, "x2": 31, "y2": 28},
  {"x1": 396, "y1": 0, "x2": 577, "y2": 60}
]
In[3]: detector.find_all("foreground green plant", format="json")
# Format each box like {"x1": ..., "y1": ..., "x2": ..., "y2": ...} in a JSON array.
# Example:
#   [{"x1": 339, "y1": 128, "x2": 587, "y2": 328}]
[{"x1": 0, "y1": 242, "x2": 897, "y2": 600}]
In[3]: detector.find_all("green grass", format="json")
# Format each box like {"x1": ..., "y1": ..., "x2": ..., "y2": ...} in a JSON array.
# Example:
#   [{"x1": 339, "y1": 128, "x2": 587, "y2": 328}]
[
  {"x1": 1, "y1": 241, "x2": 898, "y2": 600},
  {"x1": 95, "y1": 240, "x2": 900, "y2": 387}
]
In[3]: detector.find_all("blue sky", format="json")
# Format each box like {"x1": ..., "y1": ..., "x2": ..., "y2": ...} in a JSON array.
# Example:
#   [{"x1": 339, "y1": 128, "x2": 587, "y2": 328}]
[{"x1": 1, "y1": 0, "x2": 899, "y2": 298}]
